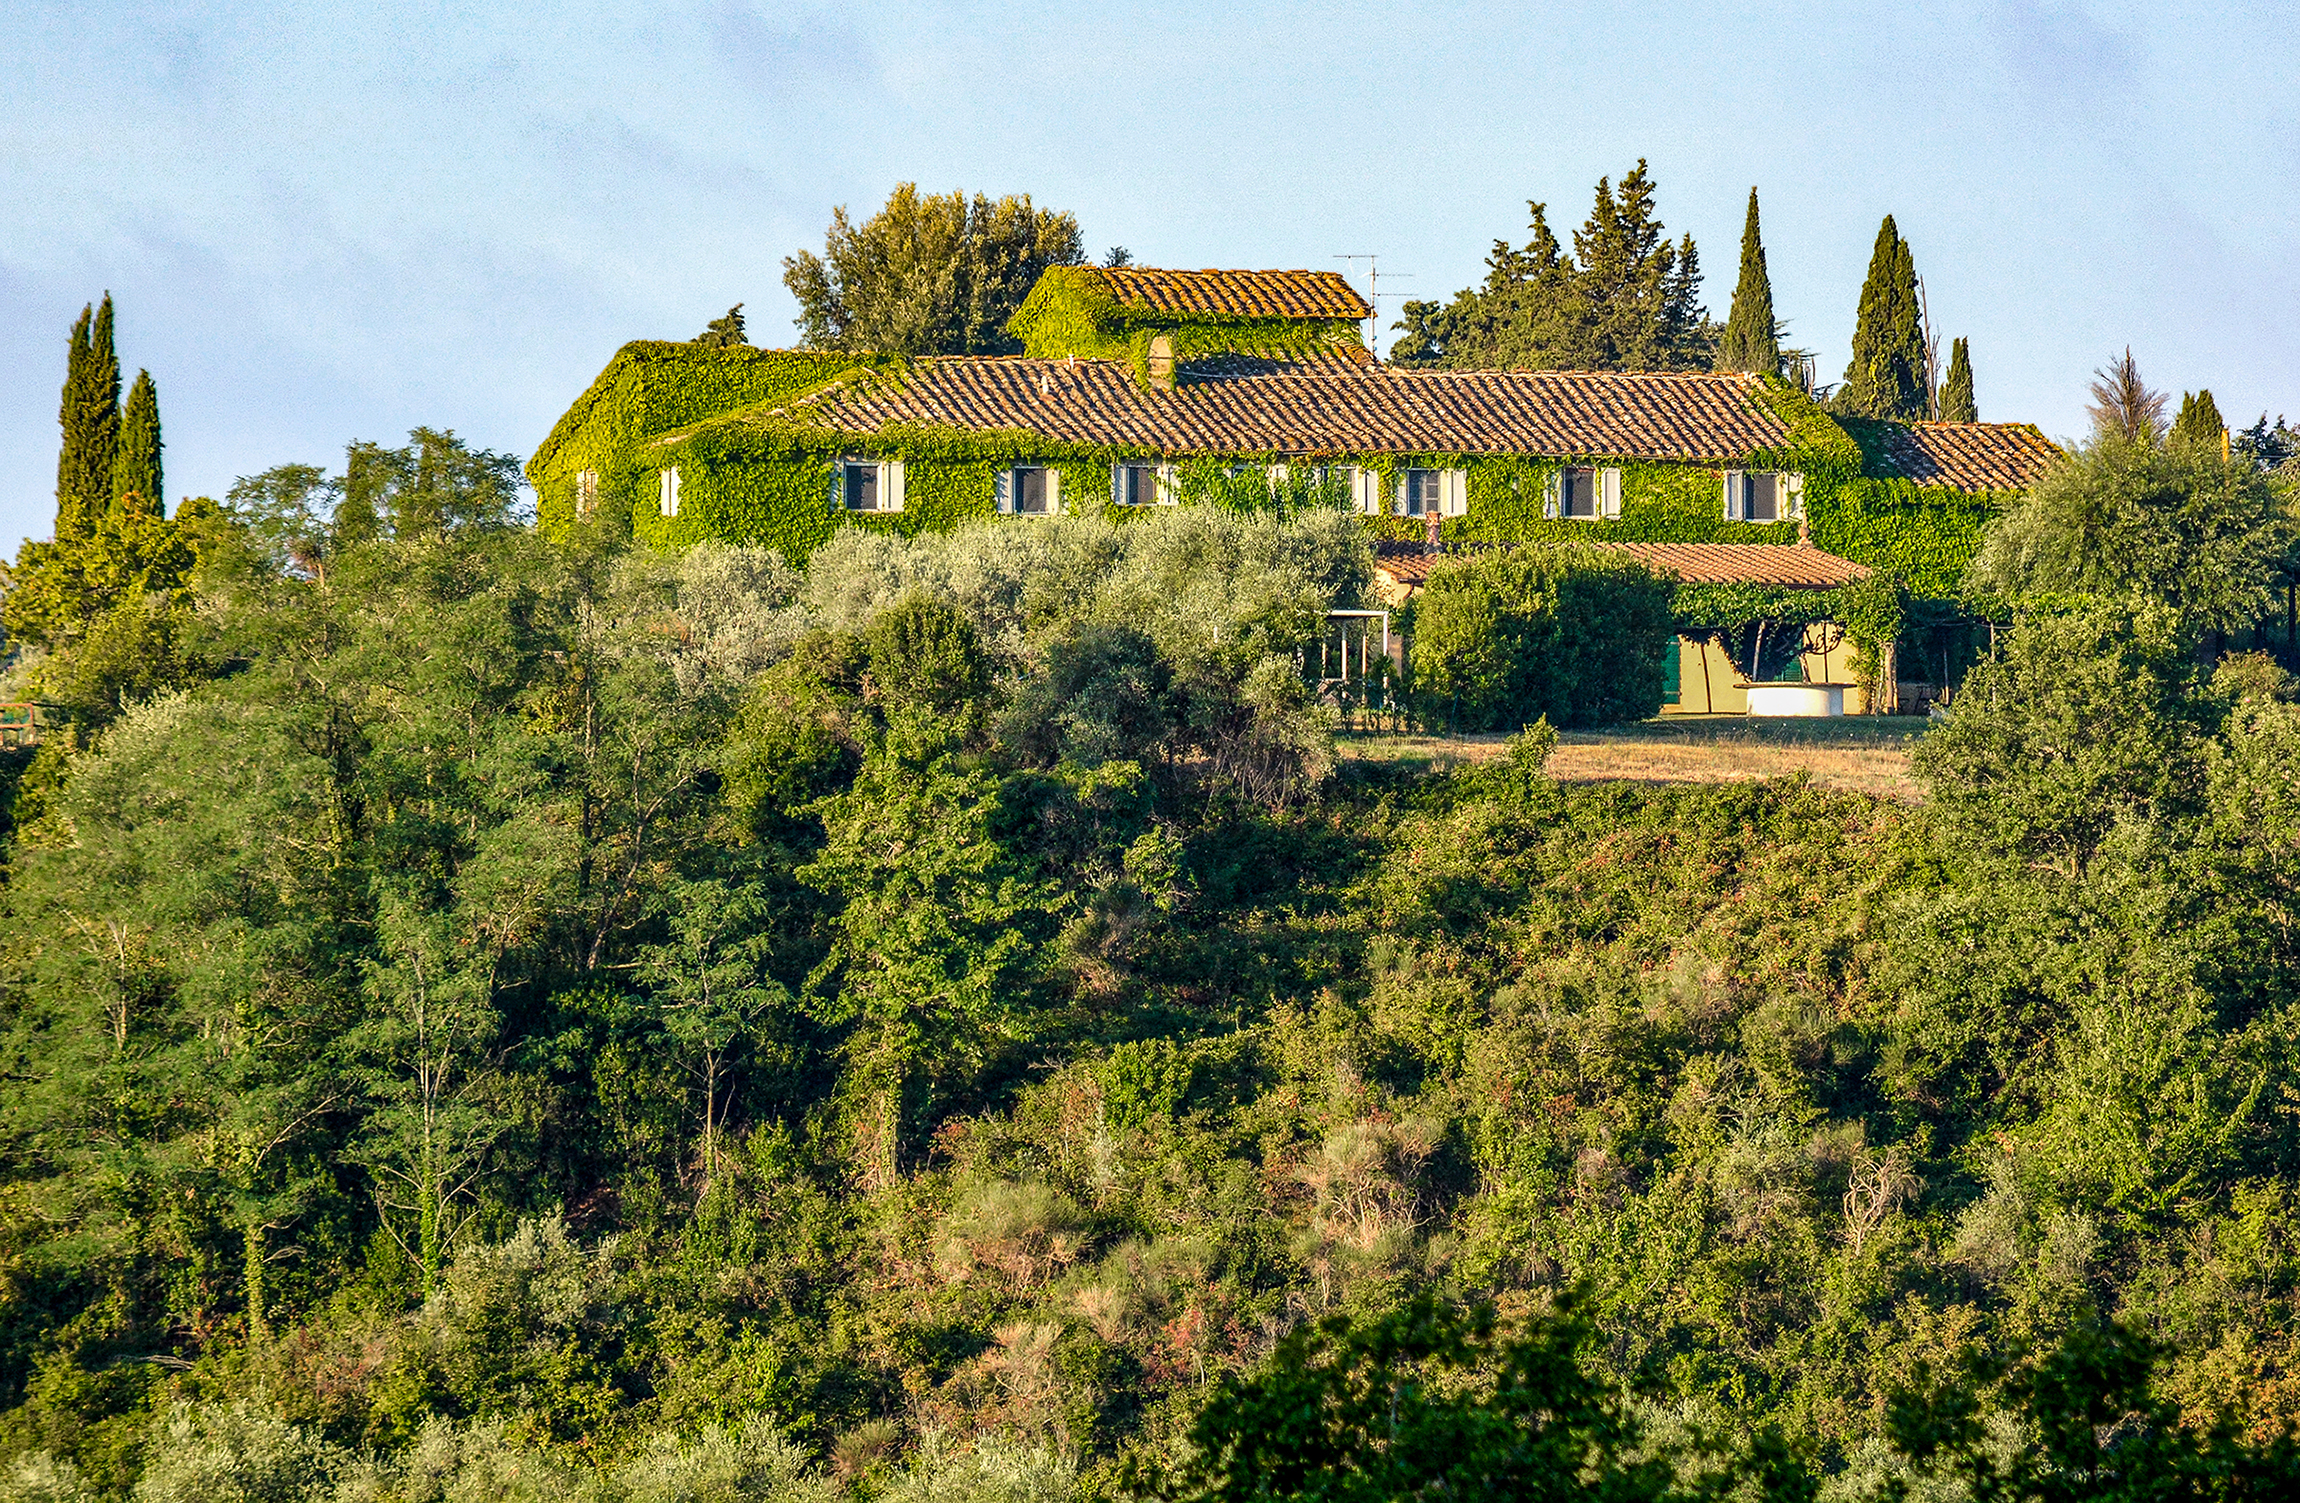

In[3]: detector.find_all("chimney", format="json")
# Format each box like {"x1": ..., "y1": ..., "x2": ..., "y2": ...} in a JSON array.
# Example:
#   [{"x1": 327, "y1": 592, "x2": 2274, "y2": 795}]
[{"x1": 1147, "y1": 334, "x2": 1175, "y2": 392}]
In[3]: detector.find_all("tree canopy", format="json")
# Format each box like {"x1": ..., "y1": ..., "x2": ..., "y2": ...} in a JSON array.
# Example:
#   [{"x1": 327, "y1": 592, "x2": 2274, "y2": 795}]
[
  {"x1": 1391, "y1": 161, "x2": 1710, "y2": 371},
  {"x1": 781, "y1": 184, "x2": 1085, "y2": 355},
  {"x1": 1837, "y1": 216, "x2": 1928, "y2": 420},
  {"x1": 1715, "y1": 187, "x2": 1780, "y2": 377}
]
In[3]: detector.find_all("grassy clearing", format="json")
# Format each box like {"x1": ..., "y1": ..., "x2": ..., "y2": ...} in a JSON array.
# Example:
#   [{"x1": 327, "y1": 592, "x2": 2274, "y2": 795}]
[{"x1": 1338, "y1": 714, "x2": 1928, "y2": 799}]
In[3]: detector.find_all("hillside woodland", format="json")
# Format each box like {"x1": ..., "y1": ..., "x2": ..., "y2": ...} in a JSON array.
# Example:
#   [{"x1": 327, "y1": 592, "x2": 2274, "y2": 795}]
[{"x1": 1, "y1": 429, "x2": 2299, "y2": 1502}]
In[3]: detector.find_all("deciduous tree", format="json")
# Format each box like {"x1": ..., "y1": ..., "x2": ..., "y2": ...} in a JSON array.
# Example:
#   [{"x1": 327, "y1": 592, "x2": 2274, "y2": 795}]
[{"x1": 781, "y1": 184, "x2": 1084, "y2": 355}]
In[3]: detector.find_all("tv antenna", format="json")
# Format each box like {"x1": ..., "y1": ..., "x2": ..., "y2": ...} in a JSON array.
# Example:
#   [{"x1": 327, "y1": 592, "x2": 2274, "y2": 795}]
[{"x1": 1334, "y1": 255, "x2": 1411, "y2": 357}]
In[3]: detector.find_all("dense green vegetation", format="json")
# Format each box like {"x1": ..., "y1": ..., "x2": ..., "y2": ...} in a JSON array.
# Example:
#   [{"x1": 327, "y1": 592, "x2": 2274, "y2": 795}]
[
  {"x1": 781, "y1": 185, "x2": 1086, "y2": 356},
  {"x1": 1390, "y1": 162, "x2": 1711, "y2": 372},
  {"x1": 2, "y1": 402, "x2": 2300, "y2": 1503}
]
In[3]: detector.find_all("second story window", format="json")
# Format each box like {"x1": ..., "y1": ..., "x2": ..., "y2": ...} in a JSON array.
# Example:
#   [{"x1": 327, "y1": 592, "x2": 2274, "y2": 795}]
[
  {"x1": 1347, "y1": 466, "x2": 1385, "y2": 514},
  {"x1": 1723, "y1": 470, "x2": 1803, "y2": 522},
  {"x1": 1400, "y1": 468, "x2": 1467, "y2": 518},
  {"x1": 998, "y1": 464, "x2": 1060, "y2": 516},
  {"x1": 839, "y1": 458, "x2": 904, "y2": 512},
  {"x1": 1547, "y1": 466, "x2": 1621, "y2": 520},
  {"x1": 1401, "y1": 468, "x2": 1441, "y2": 517},
  {"x1": 658, "y1": 467, "x2": 681, "y2": 518},
  {"x1": 1112, "y1": 463, "x2": 1165, "y2": 506},
  {"x1": 575, "y1": 469, "x2": 599, "y2": 518}
]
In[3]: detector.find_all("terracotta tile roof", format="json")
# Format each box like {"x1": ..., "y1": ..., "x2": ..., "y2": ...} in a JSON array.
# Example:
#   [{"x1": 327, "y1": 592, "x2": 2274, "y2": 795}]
[
  {"x1": 1182, "y1": 346, "x2": 1377, "y2": 376},
  {"x1": 1875, "y1": 421, "x2": 2060, "y2": 491},
  {"x1": 773, "y1": 359, "x2": 1790, "y2": 461},
  {"x1": 1096, "y1": 267, "x2": 1372, "y2": 321},
  {"x1": 1372, "y1": 542, "x2": 1871, "y2": 594}
]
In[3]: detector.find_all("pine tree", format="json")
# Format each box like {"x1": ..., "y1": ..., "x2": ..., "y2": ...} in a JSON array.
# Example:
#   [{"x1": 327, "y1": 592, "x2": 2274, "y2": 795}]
[
  {"x1": 1839, "y1": 218, "x2": 1927, "y2": 420},
  {"x1": 2171, "y1": 388, "x2": 2226, "y2": 455},
  {"x1": 54, "y1": 295, "x2": 122, "y2": 541},
  {"x1": 1937, "y1": 337, "x2": 1977, "y2": 423},
  {"x1": 1716, "y1": 188, "x2": 1779, "y2": 376},
  {"x1": 112, "y1": 369, "x2": 164, "y2": 518}
]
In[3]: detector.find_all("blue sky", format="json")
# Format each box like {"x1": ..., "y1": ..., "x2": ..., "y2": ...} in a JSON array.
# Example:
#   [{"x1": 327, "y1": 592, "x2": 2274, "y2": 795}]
[{"x1": 3, "y1": 0, "x2": 2296, "y2": 547}]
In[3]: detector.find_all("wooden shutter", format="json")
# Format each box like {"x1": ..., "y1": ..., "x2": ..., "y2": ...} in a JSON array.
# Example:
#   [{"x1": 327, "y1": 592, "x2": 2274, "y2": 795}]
[
  {"x1": 1346, "y1": 466, "x2": 1373, "y2": 514},
  {"x1": 1784, "y1": 472, "x2": 1804, "y2": 519},
  {"x1": 1599, "y1": 467, "x2": 1622, "y2": 519},
  {"x1": 1543, "y1": 470, "x2": 1561, "y2": 519},
  {"x1": 996, "y1": 469, "x2": 1013, "y2": 514},
  {"x1": 883, "y1": 460, "x2": 905, "y2": 513},
  {"x1": 1047, "y1": 468, "x2": 1063, "y2": 515},
  {"x1": 661, "y1": 467, "x2": 681, "y2": 518},
  {"x1": 1441, "y1": 468, "x2": 1469, "y2": 516},
  {"x1": 1722, "y1": 471, "x2": 1743, "y2": 520},
  {"x1": 1158, "y1": 463, "x2": 1177, "y2": 505}
]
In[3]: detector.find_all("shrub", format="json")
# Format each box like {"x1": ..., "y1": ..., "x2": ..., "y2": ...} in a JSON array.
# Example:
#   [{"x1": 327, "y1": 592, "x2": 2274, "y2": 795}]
[{"x1": 1409, "y1": 547, "x2": 1672, "y2": 730}]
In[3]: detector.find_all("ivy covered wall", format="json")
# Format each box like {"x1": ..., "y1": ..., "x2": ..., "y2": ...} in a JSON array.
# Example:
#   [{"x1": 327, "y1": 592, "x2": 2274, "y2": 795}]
[
  {"x1": 536, "y1": 349, "x2": 2023, "y2": 593},
  {"x1": 528, "y1": 342, "x2": 871, "y2": 537},
  {"x1": 1005, "y1": 267, "x2": 1366, "y2": 382}
]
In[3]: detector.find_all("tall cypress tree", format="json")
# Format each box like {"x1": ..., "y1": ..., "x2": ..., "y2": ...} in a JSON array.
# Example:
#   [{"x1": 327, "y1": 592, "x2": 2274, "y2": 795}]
[
  {"x1": 112, "y1": 369, "x2": 164, "y2": 519},
  {"x1": 1716, "y1": 188, "x2": 1779, "y2": 376},
  {"x1": 1937, "y1": 337, "x2": 1977, "y2": 422},
  {"x1": 1839, "y1": 218, "x2": 1927, "y2": 420},
  {"x1": 54, "y1": 296, "x2": 122, "y2": 541}
]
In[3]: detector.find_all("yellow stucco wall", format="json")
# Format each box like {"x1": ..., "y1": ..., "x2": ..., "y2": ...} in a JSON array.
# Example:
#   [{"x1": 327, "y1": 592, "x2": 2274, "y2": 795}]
[{"x1": 1662, "y1": 629, "x2": 1873, "y2": 715}]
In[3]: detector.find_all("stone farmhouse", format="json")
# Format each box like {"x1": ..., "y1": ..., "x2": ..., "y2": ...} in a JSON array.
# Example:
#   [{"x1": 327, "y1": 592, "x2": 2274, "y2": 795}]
[{"x1": 530, "y1": 266, "x2": 2059, "y2": 713}]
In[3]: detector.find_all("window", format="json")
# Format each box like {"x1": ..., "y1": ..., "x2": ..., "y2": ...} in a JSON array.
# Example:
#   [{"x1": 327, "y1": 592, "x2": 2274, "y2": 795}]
[
  {"x1": 1562, "y1": 467, "x2": 1596, "y2": 518},
  {"x1": 1544, "y1": 466, "x2": 1620, "y2": 520},
  {"x1": 1346, "y1": 466, "x2": 1386, "y2": 514},
  {"x1": 1112, "y1": 463, "x2": 1162, "y2": 506},
  {"x1": 835, "y1": 459, "x2": 904, "y2": 512},
  {"x1": 1724, "y1": 470, "x2": 1802, "y2": 521},
  {"x1": 999, "y1": 464, "x2": 1060, "y2": 516},
  {"x1": 575, "y1": 469, "x2": 599, "y2": 518},
  {"x1": 658, "y1": 467, "x2": 681, "y2": 518},
  {"x1": 1745, "y1": 472, "x2": 1779, "y2": 521},
  {"x1": 1399, "y1": 468, "x2": 1469, "y2": 517}
]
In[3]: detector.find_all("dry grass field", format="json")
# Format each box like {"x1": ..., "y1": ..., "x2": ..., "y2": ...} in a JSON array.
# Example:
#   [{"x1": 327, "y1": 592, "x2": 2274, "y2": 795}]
[{"x1": 1339, "y1": 715, "x2": 1928, "y2": 800}]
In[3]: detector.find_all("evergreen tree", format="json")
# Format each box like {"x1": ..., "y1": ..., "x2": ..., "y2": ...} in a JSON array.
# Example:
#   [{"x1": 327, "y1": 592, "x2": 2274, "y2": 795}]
[
  {"x1": 112, "y1": 369, "x2": 163, "y2": 519},
  {"x1": 54, "y1": 295, "x2": 122, "y2": 541},
  {"x1": 1838, "y1": 217, "x2": 1928, "y2": 420},
  {"x1": 1715, "y1": 188, "x2": 1780, "y2": 376},
  {"x1": 694, "y1": 304, "x2": 746, "y2": 347},
  {"x1": 1389, "y1": 163, "x2": 1707, "y2": 372},
  {"x1": 1936, "y1": 337, "x2": 1976, "y2": 422},
  {"x1": 2171, "y1": 388, "x2": 2226, "y2": 454}
]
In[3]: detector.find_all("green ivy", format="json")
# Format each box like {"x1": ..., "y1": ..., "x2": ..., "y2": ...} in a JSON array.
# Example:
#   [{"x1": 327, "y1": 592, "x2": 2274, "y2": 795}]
[
  {"x1": 1006, "y1": 267, "x2": 1364, "y2": 383},
  {"x1": 528, "y1": 342, "x2": 872, "y2": 538},
  {"x1": 539, "y1": 350, "x2": 2023, "y2": 600}
]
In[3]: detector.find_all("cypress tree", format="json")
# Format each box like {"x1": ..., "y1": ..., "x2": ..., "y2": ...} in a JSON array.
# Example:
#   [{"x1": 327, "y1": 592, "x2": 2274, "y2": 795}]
[
  {"x1": 54, "y1": 296, "x2": 122, "y2": 541},
  {"x1": 1716, "y1": 188, "x2": 1779, "y2": 376},
  {"x1": 2171, "y1": 388, "x2": 2226, "y2": 455},
  {"x1": 1937, "y1": 337, "x2": 1977, "y2": 423},
  {"x1": 112, "y1": 369, "x2": 164, "y2": 519},
  {"x1": 1839, "y1": 218, "x2": 1927, "y2": 420}
]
